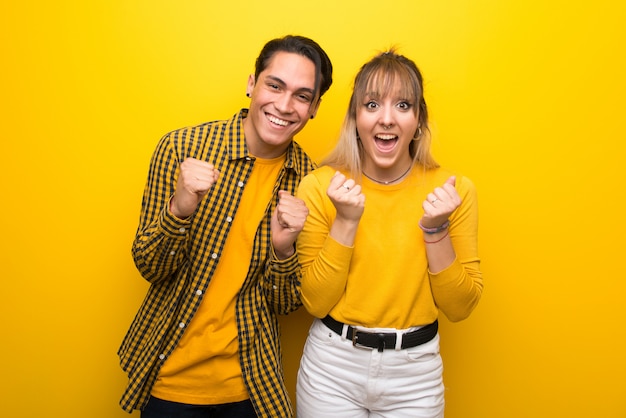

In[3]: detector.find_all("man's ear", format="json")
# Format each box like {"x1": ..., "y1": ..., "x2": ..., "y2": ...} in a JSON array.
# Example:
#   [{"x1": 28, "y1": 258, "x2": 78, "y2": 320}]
[
  {"x1": 246, "y1": 74, "x2": 255, "y2": 96},
  {"x1": 309, "y1": 98, "x2": 322, "y2": 119}
]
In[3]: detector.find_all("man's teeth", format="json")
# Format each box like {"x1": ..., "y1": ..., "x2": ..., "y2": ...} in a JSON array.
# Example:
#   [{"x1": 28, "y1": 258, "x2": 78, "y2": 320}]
[
  {"x1": 268, "y1": 115, "x2": 289, "y2": 126},
  {"x1": 376, "y1": 134, "x2": 396, "y2": 140}
]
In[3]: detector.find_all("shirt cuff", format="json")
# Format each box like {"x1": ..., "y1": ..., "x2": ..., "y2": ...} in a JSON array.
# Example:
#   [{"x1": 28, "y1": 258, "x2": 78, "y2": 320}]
[
  {"x1": 159, "y1": 203, "x2": 192, "y2": 238},
  {"x1": 270, "y1": 247, "x2": 299, "y2": 273}
]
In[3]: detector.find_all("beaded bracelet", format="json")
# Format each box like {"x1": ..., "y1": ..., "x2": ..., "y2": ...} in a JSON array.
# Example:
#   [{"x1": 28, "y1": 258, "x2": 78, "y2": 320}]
[
  {"x1": 424, "y1": 230, "x2": 449, "y2": 244},
  {"x1": 418, "y1": 219, "x2": 450, "y2": 234}
]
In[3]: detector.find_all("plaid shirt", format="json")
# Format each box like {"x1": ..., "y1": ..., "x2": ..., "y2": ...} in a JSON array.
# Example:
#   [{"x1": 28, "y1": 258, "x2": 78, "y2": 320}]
[{"x1": 118, "y1": 109, "x2": 315, "y2": 416}]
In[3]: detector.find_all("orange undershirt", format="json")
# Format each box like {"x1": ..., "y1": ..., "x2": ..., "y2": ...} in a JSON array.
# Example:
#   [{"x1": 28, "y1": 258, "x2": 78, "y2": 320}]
[{"x1": 151, "y1": 153, "x2": 285, "y2": 405}]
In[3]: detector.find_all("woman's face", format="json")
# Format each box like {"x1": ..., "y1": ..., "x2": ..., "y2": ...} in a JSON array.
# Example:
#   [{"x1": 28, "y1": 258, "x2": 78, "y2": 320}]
[{"x1": 356, "y1": 86, "x2": 419, "y2": 180}]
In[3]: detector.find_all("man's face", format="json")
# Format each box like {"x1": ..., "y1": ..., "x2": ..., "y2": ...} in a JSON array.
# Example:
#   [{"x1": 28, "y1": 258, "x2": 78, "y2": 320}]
[{"x1": 244, "y1": 51, "x2": 319, "y2": 158}]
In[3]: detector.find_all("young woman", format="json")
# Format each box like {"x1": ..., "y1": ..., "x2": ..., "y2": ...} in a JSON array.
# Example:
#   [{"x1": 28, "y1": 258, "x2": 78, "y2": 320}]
[{"x1": 295, "y1": 49, "x2": 483, "y2": 417}]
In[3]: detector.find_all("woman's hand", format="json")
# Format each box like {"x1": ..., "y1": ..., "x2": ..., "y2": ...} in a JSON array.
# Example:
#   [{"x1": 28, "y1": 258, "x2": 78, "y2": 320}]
[
  {"x1": 420, "y1": 176, "x2": 461, "y2": 228},
  {"x1": 326, "y1": 172, "x2": 365, "y2": 246},
  {"x1": 327, "y1": 172, "x2": 365, "y2": 222}
]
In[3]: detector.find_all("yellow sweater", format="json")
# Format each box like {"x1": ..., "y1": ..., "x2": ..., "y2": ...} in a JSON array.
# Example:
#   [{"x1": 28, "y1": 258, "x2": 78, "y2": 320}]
[{"x1": 296, "y1": 165, "x2": 483, "y2": 328}]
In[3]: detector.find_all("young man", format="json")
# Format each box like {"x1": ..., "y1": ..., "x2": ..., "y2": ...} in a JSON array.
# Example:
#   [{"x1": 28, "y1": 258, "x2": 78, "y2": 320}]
[{"x1": 118, "y1": 35, "x2": 333, "y2": 417}]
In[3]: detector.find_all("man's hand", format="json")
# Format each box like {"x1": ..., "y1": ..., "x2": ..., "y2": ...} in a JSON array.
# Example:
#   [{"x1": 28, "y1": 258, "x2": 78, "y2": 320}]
[
  {"x1": 271, "y1": 190, "x2": 309, "y2": 259},
  {"x1": 170, "y1": 158, "x2": 220, "y2": 219}
]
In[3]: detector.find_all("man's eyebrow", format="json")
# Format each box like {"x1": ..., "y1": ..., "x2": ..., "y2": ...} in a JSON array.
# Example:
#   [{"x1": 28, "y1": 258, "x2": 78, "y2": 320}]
[
  {"x1": 266, "y1": 75, "x2": 315, "y2": 96},
  {"x1": 265, "y1": 75, "x2": 286, "y2": 87}
]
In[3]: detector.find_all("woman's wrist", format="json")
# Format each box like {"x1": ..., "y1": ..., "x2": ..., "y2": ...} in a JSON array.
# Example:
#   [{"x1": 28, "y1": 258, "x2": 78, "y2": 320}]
[
  {"x1": 423, "y1": 230, "x2": 449, "y2": 244},
  {"x1": 418, "y1": 219, "x2": 449, "y2": 234}
]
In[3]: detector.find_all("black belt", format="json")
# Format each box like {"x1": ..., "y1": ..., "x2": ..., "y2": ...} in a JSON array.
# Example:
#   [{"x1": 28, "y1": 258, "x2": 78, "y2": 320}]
[{"x1": 321, "y1": 315, "x2": 438, "y2": 352}]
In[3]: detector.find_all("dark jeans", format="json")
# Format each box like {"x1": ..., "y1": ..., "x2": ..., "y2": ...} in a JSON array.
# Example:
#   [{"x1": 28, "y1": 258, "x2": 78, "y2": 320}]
[{"x1": 141, "y1": 396, "x2": 257, "y2": 418}]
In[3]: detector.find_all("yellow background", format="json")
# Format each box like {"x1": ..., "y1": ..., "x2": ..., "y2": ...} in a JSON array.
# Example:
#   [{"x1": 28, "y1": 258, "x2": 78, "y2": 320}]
[{"x1": 2, "y1": 1, "x2": 625, "y2": 417}]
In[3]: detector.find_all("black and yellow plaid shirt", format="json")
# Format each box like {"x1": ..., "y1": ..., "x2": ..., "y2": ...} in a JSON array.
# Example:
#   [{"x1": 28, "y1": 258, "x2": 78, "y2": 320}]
[{"x1": 118, "y1": 109, "x2": 316, "y2": 416}]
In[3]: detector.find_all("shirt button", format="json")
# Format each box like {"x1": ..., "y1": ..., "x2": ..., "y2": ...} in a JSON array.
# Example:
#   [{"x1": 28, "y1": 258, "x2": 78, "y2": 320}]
[
  {"x1": 237, "y1": 181, "x2": 244, "y2": 188},
  {"x1": 196, "y1": 289, "x2": 203, "y2": 296},
  {"x1": 245, "y1": 156, "x2": 252, "y2": 161},
  {"x1": 179, "y1": 322, "x2": 185, "y2": 328},
  {"x1": 226, "y1": 216, "x2": 233, "y2": 223},
  {"x1": 159, "y1": 354, "x2": 166, "y2": 360},
  {"x1": 170, "y1": 250, "x2": 176, "y2": 256},
  {"x1": 272, "y1": 285, "x2": 278, "y2": 290},
  {"x1": 211, "y1": 253, "x2": 218, "y2": 259},
  {"x1": 179, "y1": 227, "x2": 186, "y2": 233}
]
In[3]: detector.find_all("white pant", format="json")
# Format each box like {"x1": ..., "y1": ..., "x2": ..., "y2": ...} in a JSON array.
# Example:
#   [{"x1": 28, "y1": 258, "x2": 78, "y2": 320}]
[{"x1": 297, "y1": 318, "x2": 445, "y2": 418}]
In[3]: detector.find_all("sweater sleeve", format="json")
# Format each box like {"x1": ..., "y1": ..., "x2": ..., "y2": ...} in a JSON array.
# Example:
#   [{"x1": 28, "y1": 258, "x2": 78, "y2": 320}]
[
  {"x1": 429, "y1": 175, "x2": 483, "y2": 322},
  {"x1": 296, "y1": 171, "x2": 354, "y2": 318}
]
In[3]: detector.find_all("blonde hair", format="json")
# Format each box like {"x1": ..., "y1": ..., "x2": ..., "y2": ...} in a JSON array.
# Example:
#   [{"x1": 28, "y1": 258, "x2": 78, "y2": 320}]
[{"x1": 322, "y1": 48, "x2": 438, "y2": 179}]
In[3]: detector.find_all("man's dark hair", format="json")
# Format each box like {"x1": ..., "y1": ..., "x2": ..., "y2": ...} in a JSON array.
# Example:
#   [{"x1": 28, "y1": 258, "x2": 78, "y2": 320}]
[{"x1": 254, "y1": 35, "x2": 333, "y2": 100}]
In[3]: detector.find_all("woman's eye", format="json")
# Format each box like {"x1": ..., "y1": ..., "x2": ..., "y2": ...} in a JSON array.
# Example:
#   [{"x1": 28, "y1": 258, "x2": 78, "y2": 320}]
[
  {"x1": 365, "y1": 101, "x2": 378, "y2": 110},
  {"x1": 397, "y1": 102, "x2": 412, "y2": 110}
]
